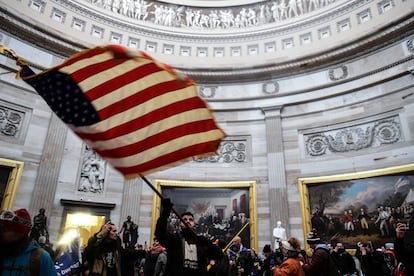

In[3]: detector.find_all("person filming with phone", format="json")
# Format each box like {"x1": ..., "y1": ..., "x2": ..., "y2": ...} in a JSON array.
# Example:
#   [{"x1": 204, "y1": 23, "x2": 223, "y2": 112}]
[
  {"x1": 83, "y1": 221, "x2": 146, "y2": 276},
  {"x1": 395, "y1": 221, "x2": 414, "y2": 276},
  {"x1": 83, "y1": 222, "x2": 121, "y2": 276}
]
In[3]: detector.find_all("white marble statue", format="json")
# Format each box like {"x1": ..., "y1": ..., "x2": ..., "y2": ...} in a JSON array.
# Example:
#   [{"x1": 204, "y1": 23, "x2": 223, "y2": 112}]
[{"x1": 273, "y1": 220, "x2": 287, "y2": 249}]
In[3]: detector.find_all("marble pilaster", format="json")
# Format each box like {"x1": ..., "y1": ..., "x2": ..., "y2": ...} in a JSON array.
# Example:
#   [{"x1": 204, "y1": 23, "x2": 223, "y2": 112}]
[
  {"x1": 29, "y1": 114, "x2": 67, "y2": 217},
  {"x1": 121, "y1": 177, "x2": 143, "y2": 232},
  {"x1": 262, "y1": 106, "x2": 290, "y2": 240}
]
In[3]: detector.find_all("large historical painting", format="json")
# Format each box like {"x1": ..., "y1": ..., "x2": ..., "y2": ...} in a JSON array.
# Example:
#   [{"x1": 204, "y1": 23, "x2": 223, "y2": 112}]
[
  {"x1": 152, "y1": 180, "x2": 258, "y2": 250},
  {"x1": 0, "y1": 158, "x2": 24, "y2": 210},
  {"x1": 299, "y1": 164, "x2": 414, "y2": 250}
]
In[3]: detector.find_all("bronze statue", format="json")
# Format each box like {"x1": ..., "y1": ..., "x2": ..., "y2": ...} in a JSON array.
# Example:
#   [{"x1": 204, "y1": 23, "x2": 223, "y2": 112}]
[
  {"x1": 30, "y1": 208, "x2": 49, "y2": 241},
  {"x1": 119, "y1": 215, "x2": 139, "y2": 248}
]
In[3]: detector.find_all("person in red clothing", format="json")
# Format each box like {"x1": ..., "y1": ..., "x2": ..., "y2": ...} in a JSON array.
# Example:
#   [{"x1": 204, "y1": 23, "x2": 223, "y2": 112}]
[
  {"x1": 301, "y1": 231, "x2": 330, "y2": 276},
  {"x1": 273, "y1": 237, "x2": 304, "y2": 276}
]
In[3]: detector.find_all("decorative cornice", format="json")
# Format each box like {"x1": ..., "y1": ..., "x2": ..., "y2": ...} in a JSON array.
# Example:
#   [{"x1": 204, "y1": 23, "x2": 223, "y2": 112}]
[
  {"x1": 184, "y1": 16, "x2": 414, "y2": 82},
  {"x1": 60, "y1": 198, "x2": 116, "y2": 208},
  {"x1": 305, "y1": 117, "x2": 402, "y2": 157},
  {"x1": 58, "y1": 0, "x2": 365, "y2": 42},
  {"x1": 0, "y1": 7, "x2": 84, "y2": 58},
  {"x1": 1, "y1": 3, "x2": 414, "y2": 82}
]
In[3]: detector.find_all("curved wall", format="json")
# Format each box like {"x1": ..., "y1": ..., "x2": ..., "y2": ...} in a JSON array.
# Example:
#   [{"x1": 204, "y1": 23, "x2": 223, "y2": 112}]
[
  {"x1": 0, "y1": 0, "x2": 413, "y2": 249},
  {"x1": 2, "y1": 0, "x2": 414, "y2": 81}
]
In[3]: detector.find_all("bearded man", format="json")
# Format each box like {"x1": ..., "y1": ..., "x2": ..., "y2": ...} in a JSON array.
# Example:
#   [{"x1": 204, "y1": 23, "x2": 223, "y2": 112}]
[
  {"x1": 83, "y1": 222, "x2": 145, "y2": 276},
  {"x1": 154, "y1": 198, "x2": 223, "y2": 276}
]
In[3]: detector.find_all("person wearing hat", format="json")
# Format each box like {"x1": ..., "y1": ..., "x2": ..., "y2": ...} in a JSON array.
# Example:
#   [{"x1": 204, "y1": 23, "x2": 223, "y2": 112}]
[
  {"x1": 273, "y1": 237, "x2": 304, "y2": 276},
  {"x1": 0, "y1": 208, "x2": 57, "y2": 275},
  {"x1": 301, "y1": 230, "x2": 330, "y2": 276}
]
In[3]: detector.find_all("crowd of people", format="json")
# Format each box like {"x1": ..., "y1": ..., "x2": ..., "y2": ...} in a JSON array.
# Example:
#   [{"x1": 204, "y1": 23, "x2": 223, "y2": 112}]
[
  {"x1": 311, "y1": 203, "x2": 414, "y2": 238},
  {"x1": 135, "y1": 198, "x2": 414, "y2": 276},
  {"x1": 1, "y1": 202, "x2": 413, "y2": 275}
]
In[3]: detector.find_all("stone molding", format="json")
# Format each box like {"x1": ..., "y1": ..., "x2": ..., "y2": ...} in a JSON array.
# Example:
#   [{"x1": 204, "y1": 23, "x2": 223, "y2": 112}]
[
  {"x1": 304, "y1": 115, "x2": 403, "y2": 157},
  {"x1": 194, "y1": 137, "x2": 249, "y2": 164},
  {"x1": 1, "y1": 1, "x2": 413, "y2": 84},
  {"x1": 0, "y1": 100, "x2": 32, "y2": 144}
]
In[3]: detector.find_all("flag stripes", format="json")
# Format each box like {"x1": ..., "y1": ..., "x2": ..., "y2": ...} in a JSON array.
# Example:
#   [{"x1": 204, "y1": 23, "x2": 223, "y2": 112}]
[
  {"x1": 110, "y1": 133, "x2": 223, "y2": 175},
  {"x1": 21, "y1": 44, "x2": 226, "y2": 177},
  {"x1": 95, "y1": 119, "x2": 221, "y2": 158}
]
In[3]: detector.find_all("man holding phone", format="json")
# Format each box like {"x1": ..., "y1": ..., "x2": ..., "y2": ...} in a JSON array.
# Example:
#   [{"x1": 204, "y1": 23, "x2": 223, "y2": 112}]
[
  {"x1": 83, "y1": 221, "x2": 146, "y2": 276},
  {"x1": 83, "y1": 222, "x2": 122, "y2": 275}
]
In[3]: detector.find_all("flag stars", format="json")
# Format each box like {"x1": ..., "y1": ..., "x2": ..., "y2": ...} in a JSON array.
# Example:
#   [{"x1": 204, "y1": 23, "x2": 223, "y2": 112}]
[{"x1": 26, "y1": 70, "x2": 103, "y2": 126}]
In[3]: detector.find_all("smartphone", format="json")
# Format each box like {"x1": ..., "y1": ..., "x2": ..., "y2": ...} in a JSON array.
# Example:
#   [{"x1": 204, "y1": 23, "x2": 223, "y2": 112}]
[{"x1": 367, "y1": 241, "x2": 373, "y2": 249}]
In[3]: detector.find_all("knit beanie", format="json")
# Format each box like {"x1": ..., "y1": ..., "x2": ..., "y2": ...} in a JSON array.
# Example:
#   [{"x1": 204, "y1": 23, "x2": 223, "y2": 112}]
[
  {"x1": 0, "y1": 208, "x2": 32, "y2": 235},
  {"x1": 306, "y1": 231, "x2": 321, "y2": 244}
]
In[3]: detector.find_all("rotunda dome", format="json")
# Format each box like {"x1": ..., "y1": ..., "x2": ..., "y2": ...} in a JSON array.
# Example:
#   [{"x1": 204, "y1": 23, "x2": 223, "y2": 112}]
[{"x1": 1, "y1": 0, "x2": 413, "y2": 82}]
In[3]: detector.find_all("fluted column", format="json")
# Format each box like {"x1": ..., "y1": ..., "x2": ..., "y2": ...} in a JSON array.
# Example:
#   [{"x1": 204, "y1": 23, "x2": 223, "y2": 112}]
[
  {"x1": 262, "y1": 106, "x2": 290, "y2": 240},
  {"x1": 30, "y1": 114, "x2": 67, "y2": 216},
  {"x1": 121, "y1": 177, "x2": 143, "y2": 230}
]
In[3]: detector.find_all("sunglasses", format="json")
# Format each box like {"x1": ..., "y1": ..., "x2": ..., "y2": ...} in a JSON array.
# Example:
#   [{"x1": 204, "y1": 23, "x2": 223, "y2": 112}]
[{"x1": 0, "y1": 210, "x2": 32, "y2": 227}]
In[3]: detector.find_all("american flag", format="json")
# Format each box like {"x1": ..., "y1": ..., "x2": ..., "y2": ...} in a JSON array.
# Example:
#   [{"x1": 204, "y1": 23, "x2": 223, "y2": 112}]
[
  {"x1": 19, "y1": 45, "x2": 226, "y2": 177},
  {"x1": 394, "y1": 176, "x2": 410, "y2": 194}
]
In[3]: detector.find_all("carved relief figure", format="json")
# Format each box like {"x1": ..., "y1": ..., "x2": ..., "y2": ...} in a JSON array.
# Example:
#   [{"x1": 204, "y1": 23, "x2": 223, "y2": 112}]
[{"x1": 79, "y1": 149, "x2": 105, "y2": 193}]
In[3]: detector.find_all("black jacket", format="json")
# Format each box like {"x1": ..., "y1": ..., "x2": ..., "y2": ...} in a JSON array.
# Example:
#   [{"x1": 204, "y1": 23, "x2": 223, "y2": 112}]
[{"x1": 155, "y1": 215, "x2": 223, "y2": 276}]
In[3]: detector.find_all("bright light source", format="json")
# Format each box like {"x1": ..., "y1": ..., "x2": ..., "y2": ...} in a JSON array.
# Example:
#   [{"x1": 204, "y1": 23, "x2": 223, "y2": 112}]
[
  {"x1": 66, "y1": 213, "x2": 98, "y2": 227},
  {"x1": 57, "y1": 229, "x2": 79, "y2": 246}
]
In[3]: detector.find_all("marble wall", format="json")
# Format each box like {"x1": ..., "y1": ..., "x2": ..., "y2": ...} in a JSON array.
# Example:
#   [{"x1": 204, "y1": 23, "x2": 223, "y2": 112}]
[{"x1": 0, "y1": 31, "x2": 413, "y2": 251}]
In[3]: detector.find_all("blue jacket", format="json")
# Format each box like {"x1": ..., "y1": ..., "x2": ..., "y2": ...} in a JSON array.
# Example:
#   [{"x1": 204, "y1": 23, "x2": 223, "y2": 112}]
[{"x1": 1, "y1": 243, "x2": 57, "y2": 276}]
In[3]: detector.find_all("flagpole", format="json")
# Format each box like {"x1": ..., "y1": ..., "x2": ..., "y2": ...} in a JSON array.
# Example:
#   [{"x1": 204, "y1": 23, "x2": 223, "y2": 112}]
[
  {"x1": 0, "y1": 45, "x2": 30, "y2": 78},
  {"x1": 0, "y1": 45, "x2": 225, "y2": 242},
  {"x1": 223, "y1": 222, "x2": 250, "y2": 252},
  {"x1": 140, "y1": 175, "x2": 198, "y2": 238}
]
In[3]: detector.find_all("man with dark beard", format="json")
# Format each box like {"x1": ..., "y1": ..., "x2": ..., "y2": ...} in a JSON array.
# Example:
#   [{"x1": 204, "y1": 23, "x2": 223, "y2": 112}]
[
  {"x1": 155, "y1": 198, "x2": 223, "y2": 276},
  {"x1": 0, "y1": 208, "x2": 56, "y2": 275},
  {"x1": 83, "y1": 221, "x2": 145, "y2": 276}
]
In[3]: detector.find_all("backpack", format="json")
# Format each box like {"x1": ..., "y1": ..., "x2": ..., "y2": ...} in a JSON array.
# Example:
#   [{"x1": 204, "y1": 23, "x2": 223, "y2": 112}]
[
  {"x1": 394, "y1": 262, "x2": 406, "y2": 276},
  {"x1": 383, "y1": 250, "x2": 396, "y2": 275},
  {"x1": 2, "y1": 247, "x2": 43, "y2": 275}
]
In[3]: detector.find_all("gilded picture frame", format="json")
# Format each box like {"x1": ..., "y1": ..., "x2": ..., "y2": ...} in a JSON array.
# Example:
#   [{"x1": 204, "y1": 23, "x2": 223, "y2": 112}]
[
  {"x1": 151, "y1": 180, "x2": 258, "y2": 250},
  {"x1": 299, "y1": 164, "x2": 414, "y2": 250},
  {"x1": 0, "y1": 157, "x2": 24, "y2": 210}
]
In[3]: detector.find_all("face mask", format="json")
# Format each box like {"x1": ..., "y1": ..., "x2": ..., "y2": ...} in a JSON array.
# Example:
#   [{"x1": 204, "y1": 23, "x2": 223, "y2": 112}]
[{"x1": 338, "y1": 248, "x2": 345, "y2": 253}]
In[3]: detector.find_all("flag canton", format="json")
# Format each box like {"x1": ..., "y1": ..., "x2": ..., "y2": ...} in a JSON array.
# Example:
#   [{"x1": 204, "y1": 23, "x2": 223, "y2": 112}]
[{"x1": 26, "y1": 70, "x2": 100, "y2": 126}]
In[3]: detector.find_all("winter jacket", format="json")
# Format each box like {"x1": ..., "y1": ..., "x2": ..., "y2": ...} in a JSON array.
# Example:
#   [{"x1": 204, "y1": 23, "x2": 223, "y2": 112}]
[
  {"x1": 302, "y1": 244, "x2": 329, "y2": 276},
  {"x1": 83, "y1": 235, "x2": 122, "y2": 276},
  {"x1": 1, "y1": 243, "x2": 56, "y2": 276},
  {"x1": 273, "y1": 256, "x2": 304, "y2": 276},
  {"x1": 155, "y1": 214, "x2": 223, "y2": 276}
]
